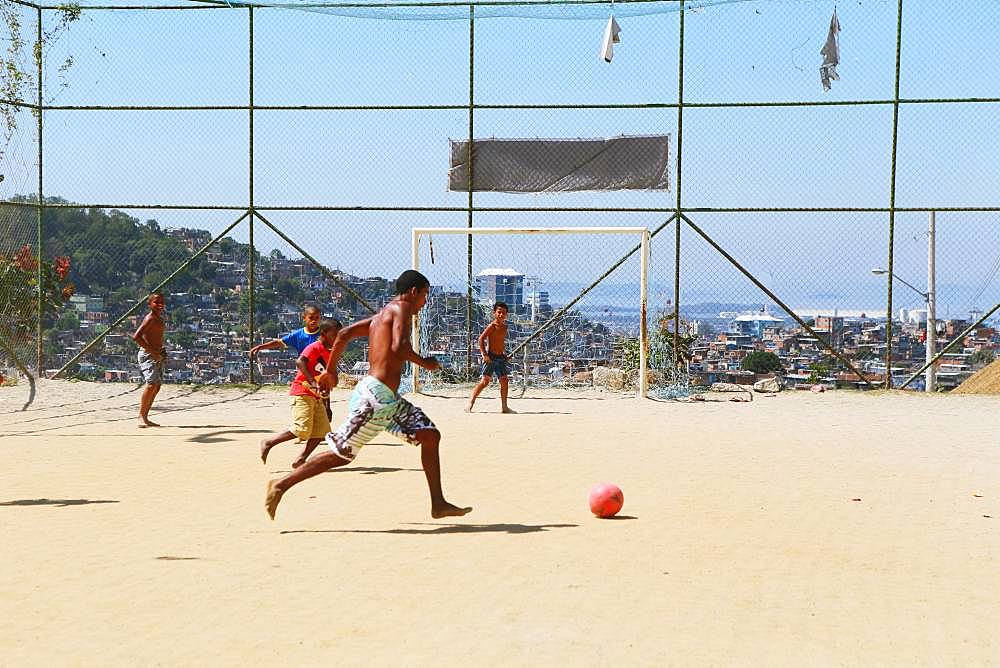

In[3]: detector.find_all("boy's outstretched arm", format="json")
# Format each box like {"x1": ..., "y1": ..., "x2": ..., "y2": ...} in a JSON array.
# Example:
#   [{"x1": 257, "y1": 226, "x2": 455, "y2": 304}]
[{"x1": 249, "y1": 339, "x2": 284, "y2": 357}]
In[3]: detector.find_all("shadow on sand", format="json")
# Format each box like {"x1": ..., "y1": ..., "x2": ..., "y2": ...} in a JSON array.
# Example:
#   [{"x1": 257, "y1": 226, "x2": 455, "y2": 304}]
[
  {"x1": 186, "y1": 428, "x2": 271, "y2": 443},
  {"x1": 488, "y1": 410, "x2": 571, "y2": 415},
  {"x1": 281, "y1": 522, "x2": 578, "y2": 535},
  {"x1": 326, "y1": 466, "x2": 422, "y2": 475},
  {"x1": 270, "y1": 466, "x2": 421, "y2": 475},
  {"x1": 0, "y1": 498, "x2": 120, "y2": 507},
  {"x1": 0, "y1": 387, "x2": 263, "y2": 439}
]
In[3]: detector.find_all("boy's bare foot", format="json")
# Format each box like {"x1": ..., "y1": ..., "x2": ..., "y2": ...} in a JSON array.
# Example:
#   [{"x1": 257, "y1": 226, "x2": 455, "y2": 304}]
[
  {"x1": 501, "y1": 406, "x2": 517, "y2": 414},
  {"x1": 265, "y1": 480, "x2": 284, "y2": 520},
  {"x1": 259, "y1": 439, "x2": 272, "y2": 464},
  {"x1": 431, "y1": 502, "x2": 473, "y2": 518},
  {"x1": 291, "y1": 457, "x2": 307, "y2": 469},
  {"x1": 138, "y1": 418, "x2": 160, "y2": 428},
  {"x1": 465, "y1": 401, "x2": 474, "y2": 413}
]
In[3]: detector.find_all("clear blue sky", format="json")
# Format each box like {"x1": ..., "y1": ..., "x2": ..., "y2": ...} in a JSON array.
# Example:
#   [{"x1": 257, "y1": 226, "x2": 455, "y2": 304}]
[{"x1": 2, "y1": 0, "x2": 997, "y2": 320}]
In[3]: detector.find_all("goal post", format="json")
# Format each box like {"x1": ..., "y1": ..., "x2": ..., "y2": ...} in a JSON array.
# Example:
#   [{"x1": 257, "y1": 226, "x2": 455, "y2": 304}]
[{"x1": 410, "y1": 226, "x2": 651, "y2": 399}]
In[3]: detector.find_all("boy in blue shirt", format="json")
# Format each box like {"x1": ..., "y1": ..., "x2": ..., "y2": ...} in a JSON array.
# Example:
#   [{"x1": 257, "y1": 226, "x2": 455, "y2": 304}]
[{"x1": 250, "y1": 303, "x2": 322, "y2": 358}]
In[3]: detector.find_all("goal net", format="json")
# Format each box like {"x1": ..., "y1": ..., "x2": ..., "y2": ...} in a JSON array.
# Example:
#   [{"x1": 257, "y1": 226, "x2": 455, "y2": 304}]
[{"x1": 410, "y1": 226, "x2": 653, "y2": 398}]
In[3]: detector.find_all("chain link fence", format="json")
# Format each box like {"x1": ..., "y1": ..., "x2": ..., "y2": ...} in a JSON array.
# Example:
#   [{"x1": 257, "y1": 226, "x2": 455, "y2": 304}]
[{"x1": 1, "y1": 0, "x2": 998, "y2": 404}]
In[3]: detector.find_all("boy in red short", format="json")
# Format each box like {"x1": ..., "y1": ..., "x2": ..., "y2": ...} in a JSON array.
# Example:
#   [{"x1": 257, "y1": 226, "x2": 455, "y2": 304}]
[{"x1": 259, "y1": 319, "x2": 341, "y2": 468}]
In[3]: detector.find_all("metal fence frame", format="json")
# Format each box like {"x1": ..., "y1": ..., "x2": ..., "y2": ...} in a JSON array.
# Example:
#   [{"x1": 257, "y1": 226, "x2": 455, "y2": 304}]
[{"x1": 2, "y1": 0, "x2": 999, "y2": 390}]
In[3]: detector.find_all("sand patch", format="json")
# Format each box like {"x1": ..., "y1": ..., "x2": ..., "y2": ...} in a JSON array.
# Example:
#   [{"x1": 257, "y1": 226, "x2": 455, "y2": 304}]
[
  {"x1": 1, "y1": 382, "x2": 999, "y2": 664},
  {"x1": 953, "y1": 358, "x2": 1000, "y2": 395}
]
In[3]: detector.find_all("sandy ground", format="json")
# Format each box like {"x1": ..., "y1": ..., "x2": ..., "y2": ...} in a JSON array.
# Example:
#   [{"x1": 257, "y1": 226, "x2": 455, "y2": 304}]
[
  {"x1": 1, "y1": 380, "x2": 999, "y2": 666},
  {"x1": 955, "y1": 357, "x2": 1000, "y2": 394}
]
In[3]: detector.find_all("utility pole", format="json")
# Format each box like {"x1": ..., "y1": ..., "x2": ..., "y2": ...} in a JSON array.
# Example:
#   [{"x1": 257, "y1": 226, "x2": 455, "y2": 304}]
[{"x1": 926, "y1": 211, "x2": 936, "y2": 393}]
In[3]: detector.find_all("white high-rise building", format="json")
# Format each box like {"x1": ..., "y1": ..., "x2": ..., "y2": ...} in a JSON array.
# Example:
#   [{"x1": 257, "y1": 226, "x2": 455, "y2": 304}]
[{"x1": 476, "y1": 268, "x2": 524, "y2": 311}]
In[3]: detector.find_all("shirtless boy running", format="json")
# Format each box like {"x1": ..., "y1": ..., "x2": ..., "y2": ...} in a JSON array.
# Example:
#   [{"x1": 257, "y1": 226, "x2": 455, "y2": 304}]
[{"x1": 264, "y1": 270, "x2": 471, "y2": 520}]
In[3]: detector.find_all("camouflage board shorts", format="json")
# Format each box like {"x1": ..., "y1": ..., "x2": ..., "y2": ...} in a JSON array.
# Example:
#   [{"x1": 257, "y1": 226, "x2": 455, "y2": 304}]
[
  {"x1": 138, "y1": 349, "x2": 165, "y2": 385},
  {"x1": 325, "y1": 376, "x2": 436, "y2": 462}
]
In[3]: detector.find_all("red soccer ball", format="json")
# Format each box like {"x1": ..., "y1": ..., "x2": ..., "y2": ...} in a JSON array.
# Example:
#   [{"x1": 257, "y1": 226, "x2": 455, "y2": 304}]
[{"x1": 588, "y1": 482, "x2": 624, "y2": 518}]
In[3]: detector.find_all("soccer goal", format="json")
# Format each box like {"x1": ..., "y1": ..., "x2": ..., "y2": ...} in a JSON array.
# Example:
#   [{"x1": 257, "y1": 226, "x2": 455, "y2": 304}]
[{"x1": 410, "y1": 226, "x2": 651, "y2": 399}]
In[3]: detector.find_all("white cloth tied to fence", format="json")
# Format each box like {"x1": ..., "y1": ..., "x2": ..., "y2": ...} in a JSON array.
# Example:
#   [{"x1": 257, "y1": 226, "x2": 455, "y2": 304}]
[
  {"x1": 820, "y1": 8, "x2": 841, "y2": 92},
  {"x1": 448, "y1": 135, "x2": 670, "y2": 192},
  {"x1": 600, "y1": 15, "x2": 622, "y2": 62}
]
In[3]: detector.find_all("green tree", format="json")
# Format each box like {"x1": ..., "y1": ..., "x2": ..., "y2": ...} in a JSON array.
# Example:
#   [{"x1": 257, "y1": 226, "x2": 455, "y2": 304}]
[
  {"x1": 36, "y1": 201, "x2": 216, "y2": 298},
  {"x1": 620, "y1": 337, "x2": 641, "y2": 374},
  {"x1": 1, "y1": 4, "x2": 82, "y2": 162},
  {"x1": 275, "y1": 277, "x2": 305, "y2": 304},
  {"x1": 240, "y1": 289, "x2": 277, "y2": 322},
  {"x1": 173, "y1": 325, "x2": 196, "y2": 349},
  {"x1": 654, "y1": 312, "x2": 697, "y2": 368},
  {"x1": 55, "y1": 308, "x2": 80, "y2": 331},
  {"x1": 259, "y1": 320, "x2": 280, "y2": 339},
  {"x1": 807, "y1": 359, "x2": 834, "y2": 383},
  {"x1": 968, "y1": 349, "x2": 995, "y2": 367},
  {"x1": 742, "y1": 351, "x2": 783, "y2": 374}
]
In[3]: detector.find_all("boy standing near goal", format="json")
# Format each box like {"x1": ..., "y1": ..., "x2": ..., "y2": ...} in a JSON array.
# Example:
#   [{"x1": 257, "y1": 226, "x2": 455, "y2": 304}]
[
  {"x1": 467, "y1": 301, "x2": 514, "y2": 414},
  {"x1": 264, "y1": 270, "x2": 471, "y2": 521}
]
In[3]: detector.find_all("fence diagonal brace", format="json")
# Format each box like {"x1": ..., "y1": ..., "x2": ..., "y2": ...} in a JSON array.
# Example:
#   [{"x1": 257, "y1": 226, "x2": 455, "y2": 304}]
[
  {"x1": 252, "y1": 210, "x2": 377, "y2": 315},
  {"x1": 899, "y1": 301, "x2": 999, "y2": 390},
  {"x1": 679, "y1": 212, "x2": 874, "y2": 389},
  {"x1": 53, "y1": 209, "x2": 252, "y2": 379},
  {"x1": 508, "y1": 213, "x2": 678, "y2": 360}
]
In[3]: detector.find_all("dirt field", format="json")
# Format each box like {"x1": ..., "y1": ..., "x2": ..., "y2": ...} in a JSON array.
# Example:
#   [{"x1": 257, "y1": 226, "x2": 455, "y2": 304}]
[
  {"x1": 2, "y1": 380, "x2": 999, "y2": 665},
  {"x1": 954, "y1": 358, "x2": 1000, "y2": 395}
]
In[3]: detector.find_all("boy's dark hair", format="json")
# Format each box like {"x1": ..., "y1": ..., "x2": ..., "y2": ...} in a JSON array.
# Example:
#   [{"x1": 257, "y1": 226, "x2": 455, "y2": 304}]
[
  {"x1": 395, "y1": 269, "x2": 430, "y2": 295},
  {"x1": 493, "y1": 301, "x2": 508, "y2": 312},
  {"x1": 148, "y1": 291, "x2": 164, "y2": 304},
  {"x1": 318, "y1": 319, "x2": 342, "y2": 334},
  {"x1": 303, "y1": 303, "x2": 321, "y2": 314}
]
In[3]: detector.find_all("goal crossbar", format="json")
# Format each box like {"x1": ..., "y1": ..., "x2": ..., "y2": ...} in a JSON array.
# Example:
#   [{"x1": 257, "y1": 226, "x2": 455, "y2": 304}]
[{"x1": 410, "y1": 226, "x2": 651, "y2": 399}]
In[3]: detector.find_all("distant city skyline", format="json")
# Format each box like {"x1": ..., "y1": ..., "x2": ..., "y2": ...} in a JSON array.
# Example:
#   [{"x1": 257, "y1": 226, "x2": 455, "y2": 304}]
[{"x1": 1, "y1": 0, "x2": 996, "y2": 326}]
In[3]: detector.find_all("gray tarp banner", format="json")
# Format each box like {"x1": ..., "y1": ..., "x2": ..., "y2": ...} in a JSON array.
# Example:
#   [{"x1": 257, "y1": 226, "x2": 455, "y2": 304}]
[{"x1": 448, "y1": 135, "x2": 670, "y2": 192}]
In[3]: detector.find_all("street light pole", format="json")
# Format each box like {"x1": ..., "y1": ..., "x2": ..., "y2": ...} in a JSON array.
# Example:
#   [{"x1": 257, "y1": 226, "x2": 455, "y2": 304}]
[
  {"x1": 872, "y1": 211, "x2": 936, "y2": 392},
  {"x1": 926, "y1": 211, "x2": 936, "y2": 393}
]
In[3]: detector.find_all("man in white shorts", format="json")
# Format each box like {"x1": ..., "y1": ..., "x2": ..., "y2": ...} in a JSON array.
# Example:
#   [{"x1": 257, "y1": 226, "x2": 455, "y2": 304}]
[{"x1": 264, "y1": 270, "x2": 472, "y2": 521}]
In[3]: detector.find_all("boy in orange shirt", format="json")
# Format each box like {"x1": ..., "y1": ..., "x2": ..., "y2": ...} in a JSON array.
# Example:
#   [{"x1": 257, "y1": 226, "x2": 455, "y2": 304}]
[{"x1": 260, "y1": 319, "x2": 341, "y2": 468}]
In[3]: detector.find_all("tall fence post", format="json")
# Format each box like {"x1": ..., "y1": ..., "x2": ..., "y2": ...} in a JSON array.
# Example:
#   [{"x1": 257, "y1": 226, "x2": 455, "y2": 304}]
[
  {"x1": 673, "y1": 0, "x2": 686, "y2": 371},
  {"x1": 925, "y1": 210, "x2": 936, "y2": 392},
  {"x1": 465, "y1": 4, "x2": 475, "y2": 382},
  {"x1": 35, "y1": 5, "x2": 43, "y2": 375},
  {"x1": 884, "y1": 0, "x2": 905, "y2": 388},
  {"x1": 248, "y1": 5, "x2": 256, "y2": 384}
]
